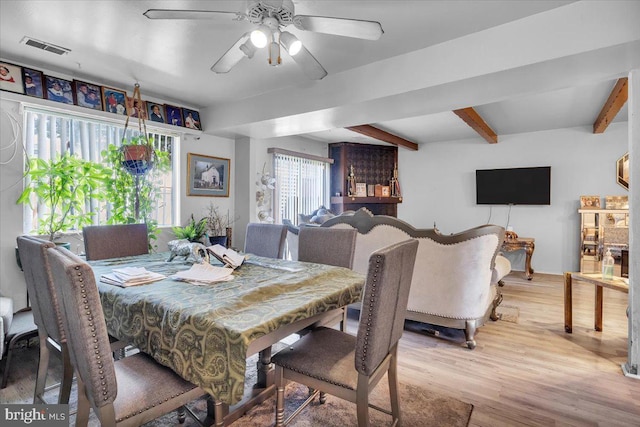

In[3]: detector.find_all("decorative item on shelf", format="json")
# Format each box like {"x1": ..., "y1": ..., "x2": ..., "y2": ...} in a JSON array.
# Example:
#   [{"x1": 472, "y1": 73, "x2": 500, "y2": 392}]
[
  {"x1": 374, "y1": 184, "x2": 383, "y2": 197},
  {"x1": 256, "y1": 162, "x2": 276, "y2": 223},
  {"x1": 390, "y1": 163, "x2": 402, "y2": 197},
  {"x1": 605, "y1": 195, "x2": 629, "y2": 210},
  {"x1": 381, "y1": 186, "x2": 391, "y2": 197},
  {"x1": 355, "y1": 182, "x2": 367, "y2": 197},
  {"x1": 367, "y1": 184, "x2": 375, "y2": 197},
  {"x1": 580, "y1": 195, "x2": 600, "y2": 209},
  {"x1": 347, "y1": 164, "x2": 356, "y2": 197}
]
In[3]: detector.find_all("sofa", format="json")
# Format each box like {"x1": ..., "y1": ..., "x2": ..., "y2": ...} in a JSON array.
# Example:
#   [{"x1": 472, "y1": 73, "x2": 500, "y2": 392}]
[{"x1": 285, "y1": 208, "x2": 511, "y2": 349}]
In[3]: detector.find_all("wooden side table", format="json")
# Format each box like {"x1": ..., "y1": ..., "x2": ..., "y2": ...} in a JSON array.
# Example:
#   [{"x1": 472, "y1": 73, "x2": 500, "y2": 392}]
[
  {"x1": 563, "y1": 272, "x2": 629, "y2": 333},
  {"x1": 501, "y1": 237, "x2": 535, "y2": 280}
]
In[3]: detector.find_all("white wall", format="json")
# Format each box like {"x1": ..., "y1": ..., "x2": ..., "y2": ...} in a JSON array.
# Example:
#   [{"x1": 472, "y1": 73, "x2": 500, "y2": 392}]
[{"x1": 399, "y1": 123, "x2": 629, "y2": 275}]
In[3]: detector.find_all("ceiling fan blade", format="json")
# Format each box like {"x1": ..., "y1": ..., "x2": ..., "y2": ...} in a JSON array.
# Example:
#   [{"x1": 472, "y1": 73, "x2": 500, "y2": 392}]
[
  {"x1": 289, "y1": 45, "x2": 328, "y2": 80},
  {"x1": 143, "y1": 9, "x2": 242, "y2": 20},
  {"x1": 294, "y1": 15, "x2": 383, "y2": 40},
  {"x1": 211, "y1": 33, "x2": 251, "y2": 74}
]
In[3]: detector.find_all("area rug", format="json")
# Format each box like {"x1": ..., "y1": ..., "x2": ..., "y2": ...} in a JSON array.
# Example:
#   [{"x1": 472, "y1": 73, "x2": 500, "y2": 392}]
[
  {"x1": 144, "y1": 380, "x2": 473, "y2": 427},
  {"x1": 495, "y1": 304, "x2": 520, "y2": 323}
]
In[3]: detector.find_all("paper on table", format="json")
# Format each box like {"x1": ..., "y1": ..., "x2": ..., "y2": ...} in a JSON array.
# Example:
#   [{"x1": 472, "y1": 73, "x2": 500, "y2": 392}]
[
  {"x1": 172, "y1": 263, "x2": 234, "y2": 284},
  {"x1": 101, "y1": 269, "x2": 166, "y2": 287}
]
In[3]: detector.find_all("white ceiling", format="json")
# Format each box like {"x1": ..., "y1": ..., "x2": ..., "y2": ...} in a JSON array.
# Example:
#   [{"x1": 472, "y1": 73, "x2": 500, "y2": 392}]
[{"x1": 1, "y1": 1, "x2": 638, "y2": 146}]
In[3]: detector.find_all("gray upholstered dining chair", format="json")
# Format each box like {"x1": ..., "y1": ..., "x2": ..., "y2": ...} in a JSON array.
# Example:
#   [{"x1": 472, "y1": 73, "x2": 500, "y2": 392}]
[
  {"x1": 15, "y1": 235, "x2": 72, "y2": 403},
  {"x1": 82, "y1": 223, "x2": 149, "y2": 261},
  {"x1": 297, "y1": 226, "x2": 358, "y2": 331},
  {"x1": 272, "y1": 239, "x2": 419, "y2": 427},
  {"x1": 46, "y1": 246, "x2": 205, "y2": 427},
  {"x1": 243, "y1": 223, "x2": 288, "y2": 259}
]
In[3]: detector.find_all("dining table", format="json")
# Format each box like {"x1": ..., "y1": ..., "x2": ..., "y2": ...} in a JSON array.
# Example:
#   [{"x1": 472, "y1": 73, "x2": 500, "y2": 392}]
[{"x1": 89, "y1": 251, "x2": 364, "y2": 426}]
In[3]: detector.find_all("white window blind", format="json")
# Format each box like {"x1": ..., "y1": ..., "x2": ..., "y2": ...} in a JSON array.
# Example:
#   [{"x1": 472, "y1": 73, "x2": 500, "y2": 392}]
[
  {"x1": 273, "y1": 151, "x2": 329, "y2": 225},
  {"x1": 22, "y1": 108, "x2": 176, "y2": 234}
]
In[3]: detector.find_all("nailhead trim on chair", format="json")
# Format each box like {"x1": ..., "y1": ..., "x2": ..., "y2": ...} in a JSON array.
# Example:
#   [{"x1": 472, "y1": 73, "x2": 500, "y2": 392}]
[
  {"x1": 360, "y1": 254, "x2": 381, "y2": 373},
  {"x1": 75, "y1": 265, "x2": 111, "y2": 402}
]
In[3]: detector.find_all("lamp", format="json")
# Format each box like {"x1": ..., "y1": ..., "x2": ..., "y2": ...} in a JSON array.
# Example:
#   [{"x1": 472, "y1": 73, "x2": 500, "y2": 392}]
[
  {"x1": 280, "y1": 31, "x2": 302, "y2": 56},
  {"x1": 239, "y1": 40, "x2": 257, "y2": 58},
  {"x1": 250, "y1": 24, "x2": 270, "y2": 48}
]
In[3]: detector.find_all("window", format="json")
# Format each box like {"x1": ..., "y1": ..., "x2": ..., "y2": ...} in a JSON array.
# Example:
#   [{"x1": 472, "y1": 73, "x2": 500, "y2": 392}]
[
  {"x1": 22, "y1": 108, "x2": 177, "y2": 234},
  {"x1": 271, "y1": 149, "x2": 330, "y2": 225}
]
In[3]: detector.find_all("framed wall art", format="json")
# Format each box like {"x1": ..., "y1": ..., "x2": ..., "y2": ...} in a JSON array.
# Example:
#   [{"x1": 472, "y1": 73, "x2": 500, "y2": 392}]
[
  {"x1": 617, "y1": 152, "x2": 629, "y2": 190},
  {"x1": 187, "y1": 153, "x2": 230, "y2": 197},
  {"x1": 102, "y1": 86, "x2": 127, "y2": 115},
  {"x1": 44, "y1": 75, "x2": 74, "y2": 104},
  {"x1": 22, "y1": 67, "x2": 44, "y2": 98},
  {"x1": 148, "y1": 102, "x2": 165, "y2": 123},
  {"x1": 126, "y1": 96, "x2": 147, "y2": 119},
  {"x1": 0, "y1": 62, "x2": 24, "y2": 94},
  {"x1": 165, "y1": 104, "x2": 183, "y2": 127},
  {"x1": 73, "y1": 80, "x2": 103, "y2": 110},
  {"x1": 183, "y1": 108, "x2": 202, "y2": 130}
]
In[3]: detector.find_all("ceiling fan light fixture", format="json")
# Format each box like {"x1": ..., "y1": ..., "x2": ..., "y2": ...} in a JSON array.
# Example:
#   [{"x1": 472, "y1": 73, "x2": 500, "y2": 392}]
[
  {"x1": 250, "y1": 25, "x2": 270, "y2": 48},
  {"x1": 239, "y1": 40, "x2": 257, "y2": 58},
  {"x1": 280, "y1": 31, "x2": 301, "y2": 56},
  {"x1": 268, "y1": 41, "x2": 281, "y2": 66}
]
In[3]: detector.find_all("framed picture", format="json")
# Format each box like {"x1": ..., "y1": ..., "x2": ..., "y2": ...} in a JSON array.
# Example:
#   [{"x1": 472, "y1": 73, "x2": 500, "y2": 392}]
[
  {"x1": 126, "y1": 96, "x2": 147, "y2": 119},
  {"x1": 617, "y1": 152, "x2": 629, "y2": 190},
  {"x1": 147, "y1": 102, "x2": 165, "y2": 123},
  {"x1": 367, "y1": 184, "x2": 375, "y2": 197},
  {"x1": 355, "y1": 182, "x2": 367, "y2": 197},
  {"x1": 187, "y1": 153, "x2": 230, "y2": 197},
  {"x1": 183, "y1": 108, "x2": 202, "y2": 130},
  {"x1": 580, "y1": 195, "x2": 600, "y2": 209},
  {"x1": 22, "y1": 67, "x2": 44, "y2": 98},
  {"x1": 0, "y1": 62, "x2": 24, "y2": 94},
  {"x1": 44, "y1": 75, "x2": 74, "y2": 104},
  {"x1": 165, "y1": 104, "x2": 184, "y2": 127},
  {"x1": 102, "y1": 86, "x2": 127, "y2": 115},
  {"x1": 73, "y1": 80, "x2": 102, "y2": 110}
]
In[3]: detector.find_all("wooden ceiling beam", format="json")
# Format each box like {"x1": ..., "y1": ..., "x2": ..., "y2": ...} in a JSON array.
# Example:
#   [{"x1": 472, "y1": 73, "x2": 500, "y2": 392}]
[
  {"x1": 345, "y1": 125, "x2": 419, "y2": 151},
  {"x1": 452, "y1": 107, "x2": 498, "y2": 144},
  {"x1": 593, "y1": 77, "x2": 628, "y2": 134}
]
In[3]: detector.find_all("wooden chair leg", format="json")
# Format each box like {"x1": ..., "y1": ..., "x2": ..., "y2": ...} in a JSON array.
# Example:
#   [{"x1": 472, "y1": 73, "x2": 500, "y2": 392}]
[
  {"x1": 388, "y1": 351, "x2": 402, "y2": 426},
  {"x1": 275, "y1": 365, "x2": 286, "y2": 427},
  {"x1": 58, "y1": 344, "x2": 73, "y2": 404},
  {"x1": 75, "y1": 377, "x2": 91, "y2": 427},
  {"x1": 34, "y1": 334, "x2": 50, "y2": 403},
  {"x1": 356, "y1": 374, "x2": 371, "y2": 427}
]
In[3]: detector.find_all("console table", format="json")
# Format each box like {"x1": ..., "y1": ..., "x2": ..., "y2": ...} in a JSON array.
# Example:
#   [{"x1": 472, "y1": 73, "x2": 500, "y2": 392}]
[
  {"x1": 563, "y1": 272, "x2": 628, "y2": 333},
  {"x1": 501, "y1": 237, "x2": 535, "y2": 280}
]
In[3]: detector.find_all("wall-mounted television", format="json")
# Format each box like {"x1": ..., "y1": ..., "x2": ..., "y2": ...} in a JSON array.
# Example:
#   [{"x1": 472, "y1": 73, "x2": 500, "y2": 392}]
[{"x1": 476, "y1": 166, "x2": 551, "y2": 205}]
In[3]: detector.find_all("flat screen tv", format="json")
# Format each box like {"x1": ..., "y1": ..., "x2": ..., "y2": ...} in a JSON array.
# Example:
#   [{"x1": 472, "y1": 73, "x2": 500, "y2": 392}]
[{"x1": 476, "y1": 166, "x2": 551, "y2": 205}]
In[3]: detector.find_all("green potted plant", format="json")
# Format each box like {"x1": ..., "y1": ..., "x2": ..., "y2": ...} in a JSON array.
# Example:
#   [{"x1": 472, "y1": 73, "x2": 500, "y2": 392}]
[
  {"x1": 16, "y1": 153, "x2": 109, "y2": 242},
  {"x1": 102, "y1": 136, "x2": 170, "y2": 249},
  {"x1": 172, "y1": 214, "x2": 208, "y2": 243}
]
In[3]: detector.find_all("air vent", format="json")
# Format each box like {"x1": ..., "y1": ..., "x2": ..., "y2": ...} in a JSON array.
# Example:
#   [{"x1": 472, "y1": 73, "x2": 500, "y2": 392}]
[{"x1": 20, "y1": 36, "x2": 70, "y2": 55}]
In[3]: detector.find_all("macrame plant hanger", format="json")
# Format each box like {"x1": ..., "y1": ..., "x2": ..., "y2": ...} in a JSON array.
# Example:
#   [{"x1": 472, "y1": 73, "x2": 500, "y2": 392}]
[{"x1": 121, "y1": 83, "x2": 155, "y2": 220}]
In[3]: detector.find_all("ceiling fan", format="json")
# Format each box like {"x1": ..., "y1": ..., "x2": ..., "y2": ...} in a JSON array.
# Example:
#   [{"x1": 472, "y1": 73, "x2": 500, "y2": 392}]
[{"x1": 144, "y1": 0, "x2": 383, "y2": 80}]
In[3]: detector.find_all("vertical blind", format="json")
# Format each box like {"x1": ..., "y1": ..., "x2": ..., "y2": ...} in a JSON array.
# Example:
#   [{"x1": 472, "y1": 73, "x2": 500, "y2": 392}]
[
  {"x1": 22, "y1": 108, "x2": 175, "y2": 234},
  {"x1": 273, "y1": 152, "x2": 329, "y2": 225}
]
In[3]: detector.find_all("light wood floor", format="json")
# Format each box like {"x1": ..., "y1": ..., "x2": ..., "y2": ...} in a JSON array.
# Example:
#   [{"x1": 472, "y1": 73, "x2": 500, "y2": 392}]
[
  {"x1": 383, "y1": 272, "x2": 640, "y2": 427},
  {"x1": 1, "y1": 272, "x2": 638, "y2": 426}
]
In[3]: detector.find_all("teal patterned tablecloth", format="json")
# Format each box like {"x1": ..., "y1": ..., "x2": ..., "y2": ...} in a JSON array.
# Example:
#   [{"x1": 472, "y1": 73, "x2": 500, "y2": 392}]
[{"x1": 89, "y1": 252, "x2": 364, "y2": 405}]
